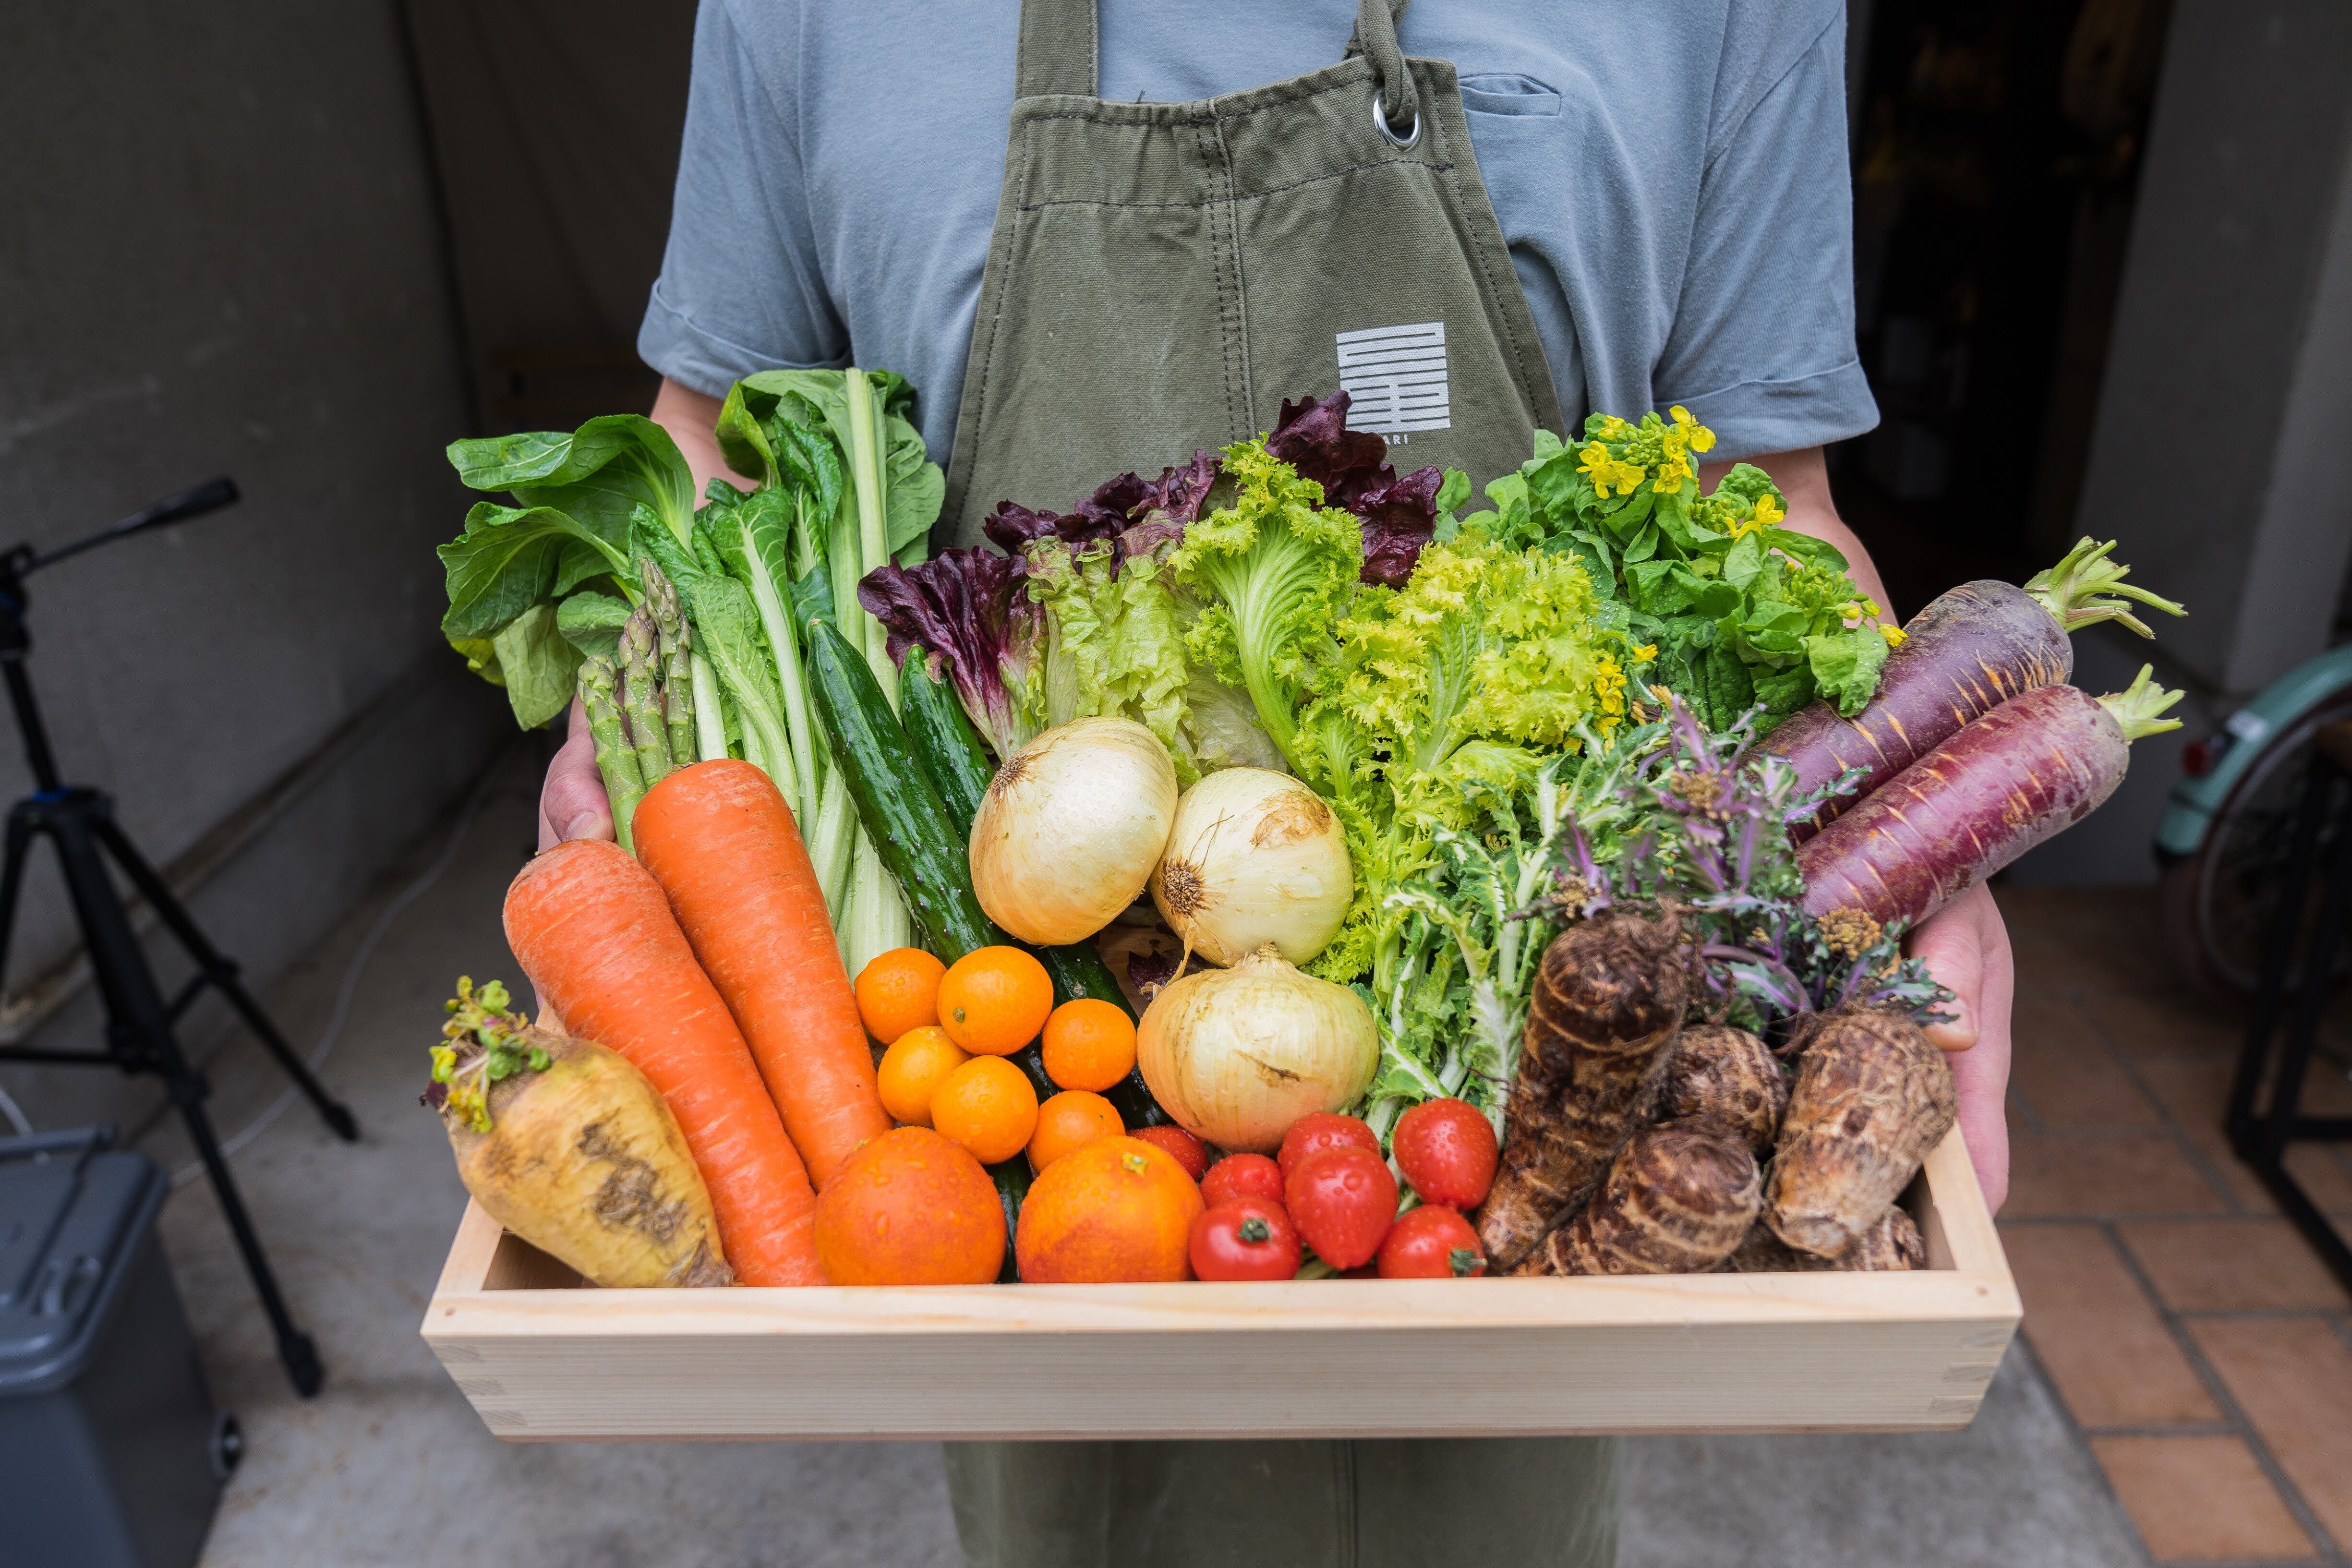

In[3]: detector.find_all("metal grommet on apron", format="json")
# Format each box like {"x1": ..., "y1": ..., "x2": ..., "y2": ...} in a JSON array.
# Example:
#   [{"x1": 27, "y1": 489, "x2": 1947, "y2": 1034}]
[{"x1": 939, "y1": 0, "x2": 1566, "y2": 547}]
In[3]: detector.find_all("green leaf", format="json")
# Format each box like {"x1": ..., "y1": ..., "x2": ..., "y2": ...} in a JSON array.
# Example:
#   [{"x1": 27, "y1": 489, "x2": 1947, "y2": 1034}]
[
  {"x1": 437, "y1": 502, "x2": 631, "y2": 642},
  {"x1": 1433, "y1": 467, "x2": 1472, "y2": 519},
  {"x1": 1806, "y1": 627, "x2": 1890, "y2": 716},
  {"x1": 447, "y1": 415, "x2": 695, "y2": 553},
  {"x1": 555, "y1": 590, "x2": 631, "y2": 661},
  {"x1": 488, "y1": 602, "x2": 581, "y2": 729}
]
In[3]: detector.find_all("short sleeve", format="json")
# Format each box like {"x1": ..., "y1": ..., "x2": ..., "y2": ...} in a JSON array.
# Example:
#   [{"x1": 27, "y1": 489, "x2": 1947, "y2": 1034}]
[
  {"x1": 1653, "y1": 11, "x2": 1878, "y2": 462},
  {"x1": 637, "y1": 0, "x2": 848, "y2": 395}
]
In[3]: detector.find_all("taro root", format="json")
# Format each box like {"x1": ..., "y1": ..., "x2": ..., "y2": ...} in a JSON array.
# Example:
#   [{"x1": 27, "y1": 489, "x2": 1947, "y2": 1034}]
[
  {"x1": 1765, "y1": 1006, "x2": 1956, "y2": 1259},
  {"x1": 1661, "y1": 1024, "x2": 1787, "y2": 1155},
  {"x1": 1529, "y1": 1121, "x2": 1761, "y2": 1276},
  {"x1": 1726, "y1": 1205, "x2": 1925, "y2": 1273},
  {"x1": 1477, "y1": 912, "x2": 1687, "y2": 1270}
]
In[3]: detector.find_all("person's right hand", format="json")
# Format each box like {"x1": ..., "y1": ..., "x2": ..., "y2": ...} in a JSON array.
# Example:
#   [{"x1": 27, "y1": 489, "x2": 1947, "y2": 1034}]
[{"x1": 538, "y1": 697, "x2": 615, "y2": 851}]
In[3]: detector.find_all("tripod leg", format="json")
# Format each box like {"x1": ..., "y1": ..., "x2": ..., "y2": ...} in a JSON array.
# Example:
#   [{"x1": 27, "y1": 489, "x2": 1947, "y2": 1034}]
[
  {"x1": 91, "y1": 813, "x2": 358, "y2": 1142},
  {"x1": 0, "y1": 806, "x2": 35, "y2": 987},
  {"x1": 170, "y1": 1071, "x2": 324, "y2": 1397}
]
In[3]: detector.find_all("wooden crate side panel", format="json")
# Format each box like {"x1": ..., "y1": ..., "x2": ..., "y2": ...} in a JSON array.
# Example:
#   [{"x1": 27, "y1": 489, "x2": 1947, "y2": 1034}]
[{"x1": 424, "y1": 1311, "x2": 2011, "y2": 1440}]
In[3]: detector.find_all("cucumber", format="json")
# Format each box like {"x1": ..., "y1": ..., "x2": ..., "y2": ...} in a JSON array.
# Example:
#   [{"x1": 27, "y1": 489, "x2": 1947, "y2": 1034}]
[
  {"x1": 1007, "y1": 1042, "x2": 1057, "y2": 1105},
  {"x1": 807, "y1": 620, "x2": 1000, "y2": 961},
  {"x1": 900, "y1": 650, "x2": 993, "y2": 828},
  {"x1": 1107, "y1": 1063, "x2": 1173, "y2": 1130},
  {"x1": 985, "y1": 1157, "x2": 1032, "y2": 1282},
  {"x1": 899, "y1": 648, "x2": 1142, "y2": 1022}
]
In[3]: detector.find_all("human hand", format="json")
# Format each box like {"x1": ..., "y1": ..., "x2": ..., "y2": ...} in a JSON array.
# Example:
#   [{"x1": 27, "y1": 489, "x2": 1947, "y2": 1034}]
[
  {"x1": 1903, "y1": 882, "x2": 2013, "y2": 1214},
  {"x1": 537, "y1": 697, "x2": 615, "y2": 852}
]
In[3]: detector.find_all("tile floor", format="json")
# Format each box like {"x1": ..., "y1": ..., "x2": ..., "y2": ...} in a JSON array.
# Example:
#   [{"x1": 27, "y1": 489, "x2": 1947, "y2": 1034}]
[{"x1": 1998, "y1": 884, "x2": 2352, "y2": 1566}]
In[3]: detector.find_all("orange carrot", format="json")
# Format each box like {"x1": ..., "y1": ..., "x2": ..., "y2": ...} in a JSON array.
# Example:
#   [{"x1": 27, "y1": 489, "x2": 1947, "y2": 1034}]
[
  {"x1": 503, "y1": 838, "x2": 822, "y2": 1286},
  {"x1": 633, "y1": 760, "x2": 892, "y2": 1189}
]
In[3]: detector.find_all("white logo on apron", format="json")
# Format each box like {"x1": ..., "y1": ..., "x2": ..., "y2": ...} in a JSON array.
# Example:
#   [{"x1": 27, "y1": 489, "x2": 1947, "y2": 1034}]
[{"x1": 1336, "y1": 321, "x2": 1450, "y2": 441}]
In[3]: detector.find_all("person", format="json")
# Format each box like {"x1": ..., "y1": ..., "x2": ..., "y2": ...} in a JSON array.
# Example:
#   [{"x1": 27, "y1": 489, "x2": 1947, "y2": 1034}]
[{"x1": 537, "y1": 2, "x2": 2014, "y2": 1562}]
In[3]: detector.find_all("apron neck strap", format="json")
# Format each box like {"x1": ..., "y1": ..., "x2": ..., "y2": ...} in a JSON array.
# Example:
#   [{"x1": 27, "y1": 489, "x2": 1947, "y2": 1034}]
[
  {"x1": 1016, "y1": 0, "x2": 1099, "y2": 99},
  {"x1": 1345, "y1": 0, "x2": 1418, "y2": 140},
  {"x1": 1016, "y1": 0, "x2": 1416, "y2": 127}
]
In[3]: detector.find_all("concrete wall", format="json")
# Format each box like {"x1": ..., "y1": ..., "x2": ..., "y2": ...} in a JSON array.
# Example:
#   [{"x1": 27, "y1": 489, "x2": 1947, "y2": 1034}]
[
  {"x1": 2009, "y1": 0, "x2": 2352, "y2": 885},
  {"x1": 0, "y1": 2, "x2": 507, "y2": 1129}
]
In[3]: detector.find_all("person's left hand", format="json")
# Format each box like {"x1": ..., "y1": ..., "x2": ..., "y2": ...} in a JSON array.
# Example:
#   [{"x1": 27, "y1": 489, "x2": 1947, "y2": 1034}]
[{"x1": 1903, "y1": 882, "x2": 2014, "y2": 1213}]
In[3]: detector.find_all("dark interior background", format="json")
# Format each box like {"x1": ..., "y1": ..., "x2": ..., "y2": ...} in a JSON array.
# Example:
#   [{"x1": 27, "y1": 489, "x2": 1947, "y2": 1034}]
[{"x1": 1833, "y1": 0, "x2": 2176, "y2": 618}]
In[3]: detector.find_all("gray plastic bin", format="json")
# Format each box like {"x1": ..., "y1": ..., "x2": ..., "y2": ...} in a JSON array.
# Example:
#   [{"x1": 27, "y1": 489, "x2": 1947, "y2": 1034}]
[{"x1": 0, "y1": 1128, "x2": 229, "y2": 1568}]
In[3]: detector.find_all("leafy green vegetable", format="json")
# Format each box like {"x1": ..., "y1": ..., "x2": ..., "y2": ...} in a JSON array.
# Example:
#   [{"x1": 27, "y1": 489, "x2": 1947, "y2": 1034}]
[
  {"x1": 1293, "y1": 527, "x2": 1652, "y2": 987},
  {"x1": 438, "y1": 503, "x2": 631, "y2": 644},
  {"x1": 1025, "y1": 538, "x2": 1196, "y2": 779},
  {"x1": 448, "y1": 415, "x2": 697, "y2": 553},
  {"x1": 485, "y1": 602, "x2": 582, "y2": 729},
  {"x1": 555, "y1": 591, "x2": 631, "y2": 662},
  {"x1": 1170, "y1": 436, "x2": 1365, "y2": 770},
  {"x1": 1459, "y1": 408, "x2": 1895, "y2": 732}
]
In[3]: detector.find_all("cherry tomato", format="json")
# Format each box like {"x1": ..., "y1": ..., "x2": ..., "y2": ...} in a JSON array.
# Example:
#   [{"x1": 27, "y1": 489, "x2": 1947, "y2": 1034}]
[
  {"x1": 1130, "y1": 1124, "x2": 1210, "y2": 1181},
  {"x1": 1284, "y1": 1146, "x2": 1397, "y2": 1269},
  {"x1": 1200, "y1": 1152, "x2": 1286, "y2": 1210},
  {"x1": 1375, "y1": 1205, "x2": 1488, "y2": 1278},
  {"x1": 1390, "y1": 1098, "x2": 1499, "y2": 1210},
  {"x1": 1189, "y1": 1200, "x2": 1303, "y2": 1282},
  {"x1": 1277, "y1": 1112, "x2": 1380, "y2": 1180}
]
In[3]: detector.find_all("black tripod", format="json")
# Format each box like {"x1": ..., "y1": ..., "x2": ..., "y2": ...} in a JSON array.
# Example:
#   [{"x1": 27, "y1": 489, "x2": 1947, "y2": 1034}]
[{"x1": 0, "y1": 479, "x2": 356, "y2": 1396}]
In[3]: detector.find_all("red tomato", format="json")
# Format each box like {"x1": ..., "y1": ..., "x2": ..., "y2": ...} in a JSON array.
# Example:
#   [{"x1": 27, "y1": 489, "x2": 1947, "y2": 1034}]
[
  {"x1": 1390, "y1": 1099, "x2": 1499, "y2": 1210},
  {"x1": 1130, "y1": 1124, "x2": 1210, "y2": 1181},
  {"x1": 1375, "y1": 1205, "x2": 1488, "y2": 1278},
  {"x1": 1277, "y1": 1112, "x2": 1380, "y2": 1180},
  {"x1": 1188, "y1": 1200, "x2": 1303, "y2": 1282},
  {"x1": 1200, "y1": 1153, "x2": 1286, "y2": 1209},
  {"x1": 1284, "y1": 1146, "x2": 1397, "y2": 1269}
]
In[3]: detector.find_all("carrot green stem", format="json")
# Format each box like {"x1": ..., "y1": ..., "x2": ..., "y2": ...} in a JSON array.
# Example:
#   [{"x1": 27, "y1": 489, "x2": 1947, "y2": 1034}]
[
  {"x1": 2099, "y1": 664, "x2": 2186, "y2": 740},
  {"x1": 2023, "y1": 537, "x2": 2187, "y2": 639},
  {"x1": 579, "y1": 655, "x2": 644, "y2": 851}
]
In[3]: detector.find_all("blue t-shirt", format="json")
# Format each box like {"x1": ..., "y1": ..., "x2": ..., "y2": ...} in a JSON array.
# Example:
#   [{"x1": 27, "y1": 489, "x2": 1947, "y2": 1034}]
[{"x1": 639, "y1": 0, "x2": 1877, "y2": 466}]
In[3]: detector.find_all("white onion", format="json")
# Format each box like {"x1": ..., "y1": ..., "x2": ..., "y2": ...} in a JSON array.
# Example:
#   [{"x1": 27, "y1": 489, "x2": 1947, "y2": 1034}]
[
  {"x1": 1136, "y1": 945, "x2": 1378, "y2": 1153},
  {"x1": 970, "y1": 717, "x2": 1178, "y2": 945},
  {"x1": 1150, "y1": 767, "x2": 1352, "y2": 966}
]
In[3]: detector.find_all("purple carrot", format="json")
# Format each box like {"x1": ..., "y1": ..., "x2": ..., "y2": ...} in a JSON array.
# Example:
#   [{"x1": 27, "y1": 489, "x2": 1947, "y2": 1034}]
[
  {"x1": 1797, "y1": 667, "x2": 2183, "y2": 928},
  {"x1": 1769, "y1": 538, "x2": 2183, "y2": 841}
]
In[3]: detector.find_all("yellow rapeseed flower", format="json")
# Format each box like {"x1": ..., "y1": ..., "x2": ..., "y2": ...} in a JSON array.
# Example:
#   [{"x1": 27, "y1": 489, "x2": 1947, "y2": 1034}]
[
  {"x1": 1751, "y1": 493, "x2": 1784, "y2": 528},
  {"x1": 1669, "y1": 405, "x2": 1717, "y2": 454},
  {"x1": 1880, "y1": 623, "x2": 1908, "y2": 648},
  {"x1": 1653, "y1": 455, "x2": 1691, "y2": 493},
  {"x1": 1632, "y1": 643, "x2": 1658, "y2": 662}
]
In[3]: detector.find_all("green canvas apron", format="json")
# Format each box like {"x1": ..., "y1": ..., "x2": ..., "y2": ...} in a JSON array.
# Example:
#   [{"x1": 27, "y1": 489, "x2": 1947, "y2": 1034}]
[
  {"x1": 941, "y1": 5, "x2": 1614, "y2": 1563},
  {"x1": 939, "y1": 0, "x2": 1567, "y2": 544}
]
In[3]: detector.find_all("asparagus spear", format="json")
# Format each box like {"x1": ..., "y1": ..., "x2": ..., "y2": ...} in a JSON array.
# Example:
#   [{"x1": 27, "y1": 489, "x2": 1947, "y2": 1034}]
[
  {"x1": 620, "y1": 606, "x2": 672, "y2": 790},
  {"x1": 643, "y1": 560, "x2": 698, "y2": 763},
  {"x1": 578, "y1": 655, "x2": 646, "y2": 851}
]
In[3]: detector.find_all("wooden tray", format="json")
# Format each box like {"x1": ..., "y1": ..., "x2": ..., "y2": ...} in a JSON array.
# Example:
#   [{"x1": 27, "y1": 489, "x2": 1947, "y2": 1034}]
[{"x1": 423, "y1": 1127, "x2": 2017, "y2": 1441}]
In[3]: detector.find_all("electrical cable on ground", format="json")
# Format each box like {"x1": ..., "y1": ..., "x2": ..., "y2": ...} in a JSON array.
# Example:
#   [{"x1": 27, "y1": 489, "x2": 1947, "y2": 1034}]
[
  {"x1": 0, "y1": 1084, "x2": 31, "y2": 1138},
  {"x1": 168, "y1": 742, "x2": 517, "y2": 1187}
]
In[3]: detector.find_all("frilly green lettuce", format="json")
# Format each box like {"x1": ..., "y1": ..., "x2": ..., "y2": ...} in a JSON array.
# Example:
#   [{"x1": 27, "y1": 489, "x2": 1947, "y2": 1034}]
[{"x1": 1170, "y1": 436, "x2": 1364, "y2": 771}]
